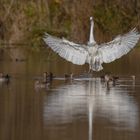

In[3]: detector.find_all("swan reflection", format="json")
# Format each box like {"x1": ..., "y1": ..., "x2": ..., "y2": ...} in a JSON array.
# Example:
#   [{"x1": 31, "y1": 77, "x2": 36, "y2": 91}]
[{"x1": 43, "y1": 78, "x2": 138, "y2": 139}]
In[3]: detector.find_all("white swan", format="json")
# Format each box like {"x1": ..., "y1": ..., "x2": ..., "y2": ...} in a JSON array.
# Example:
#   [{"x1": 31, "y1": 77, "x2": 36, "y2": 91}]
[{"x1": 43, "y1": 17, "x2": 140, "y2": 71}]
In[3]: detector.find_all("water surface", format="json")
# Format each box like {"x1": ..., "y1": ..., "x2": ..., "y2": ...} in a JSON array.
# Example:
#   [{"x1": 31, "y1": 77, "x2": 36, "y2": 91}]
[{"x1": 0, "y1": 47, "x2": 140, "y2": 140}]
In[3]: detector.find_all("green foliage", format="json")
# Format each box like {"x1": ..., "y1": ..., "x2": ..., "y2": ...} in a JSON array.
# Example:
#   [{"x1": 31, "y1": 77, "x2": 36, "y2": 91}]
[
  {"x1": 49, "y1": 1, "x2": 60, "y2": 16},
  {"x1": 0, "y1": 0, "x2": 139, "y2": 51},
  {"x1": 93, "y1": 5, "x2": 136, "y2": 35},
  {"x1": 27, "y1": 25, "x2": 47, "y2": 48},
  {"x1": 24, "y1": 3, "x2": 37, "y2": 18}
]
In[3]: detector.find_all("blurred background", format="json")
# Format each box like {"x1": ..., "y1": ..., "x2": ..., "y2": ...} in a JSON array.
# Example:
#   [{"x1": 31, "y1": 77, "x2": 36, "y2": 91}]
[{"x1": 0, "y1": 0, "x2": 140, "y2": 48}]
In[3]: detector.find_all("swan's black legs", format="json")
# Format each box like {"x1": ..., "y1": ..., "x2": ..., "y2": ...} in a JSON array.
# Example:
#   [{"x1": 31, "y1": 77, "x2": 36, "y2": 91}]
[{"x1": 88, "y1": 65, "x2": 91, "y2": 73}]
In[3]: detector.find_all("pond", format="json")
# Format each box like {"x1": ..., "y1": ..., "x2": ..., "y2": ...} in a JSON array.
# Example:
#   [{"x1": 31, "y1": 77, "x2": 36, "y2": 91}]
[{"x1": 0, "y1": 46, "x2": 140, "y2": 140}]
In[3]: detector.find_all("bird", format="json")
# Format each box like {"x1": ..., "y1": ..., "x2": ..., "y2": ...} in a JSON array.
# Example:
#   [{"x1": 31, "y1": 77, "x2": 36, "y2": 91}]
[
  {"x1": 43, "y1": 17, "x2": 140, "y2": 72},
  {"x1": 103, "y1": 73, "x2": 119, "y2": 89},
  {"x1": 0, "y1": 73, "x2": 10, "y2": 83},
  {"x1": 34, "y1": 80, "x2": 50, "y2": 89},
  {"x1": 64, "y1": 73, "x2": 73, "y2": 80}
]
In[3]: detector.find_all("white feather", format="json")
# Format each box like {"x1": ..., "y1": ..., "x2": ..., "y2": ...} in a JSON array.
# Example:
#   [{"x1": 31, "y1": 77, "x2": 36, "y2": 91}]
[
  {"x1": 98, "y1": 28, "x2": 140, "y2": 63},
  {"x1": 43, "y1": 18, "x2": 140, "y2": 71},
  {"x1": 43, "y1": 34, "x2": 88, "y2": 65}
]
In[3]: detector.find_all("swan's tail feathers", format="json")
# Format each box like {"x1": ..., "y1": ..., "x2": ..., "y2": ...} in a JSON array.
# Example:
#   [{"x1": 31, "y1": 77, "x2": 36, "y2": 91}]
[
  {"x1": 91, "y1": 56, "x2": 103, "y2": 71},
  {"x1": 91, "y1": 64, "x2": 103, "y2": 71}
]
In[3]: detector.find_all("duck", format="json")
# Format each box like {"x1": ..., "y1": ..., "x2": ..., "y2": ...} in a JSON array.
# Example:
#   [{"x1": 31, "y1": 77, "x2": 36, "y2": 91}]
[
  {"x1": 0, "y1": 73, "x2": 10, "y2": 83},
  {"x1": 131, "y1": 75, "x2": 135, "y2": 81},
  {"x1": 64, "y1": 73, "x2": 73, "y2": 80},
  {"x1": 101, "y1": 73, "x2": 119, "y2": 89},
  {"x1": 34, "y1": 80, "x2": 50, "y2": 89},
  {"x1": 48, "y1": 72, "x2": 54, "y2": 81},
  {"x1": 43, "y1": 72, "x2": 54, "y2": 82},
  {"x1": 43, "y1": 72, "x2": 48, "y2": 83},
  {"x1": 34, "y1": 72, "x2": 54, "y2": 89}
]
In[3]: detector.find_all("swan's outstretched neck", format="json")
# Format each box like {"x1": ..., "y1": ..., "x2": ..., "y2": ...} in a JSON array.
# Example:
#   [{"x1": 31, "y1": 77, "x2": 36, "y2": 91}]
[{"x1": 88, "y1": 17, "x2": 96, "y2": 45}]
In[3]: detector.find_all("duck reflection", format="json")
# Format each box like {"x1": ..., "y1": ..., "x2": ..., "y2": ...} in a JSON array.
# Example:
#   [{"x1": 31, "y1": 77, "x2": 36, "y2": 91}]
[{"x1": 43, "y1": 78, "x2": 138, "y2": 139}]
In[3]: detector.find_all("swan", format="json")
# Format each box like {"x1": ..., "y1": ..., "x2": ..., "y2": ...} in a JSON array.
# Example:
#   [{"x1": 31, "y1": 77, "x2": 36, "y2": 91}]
[{"x1": 43, "y1": 17, "x2": 140, "y2": 71}]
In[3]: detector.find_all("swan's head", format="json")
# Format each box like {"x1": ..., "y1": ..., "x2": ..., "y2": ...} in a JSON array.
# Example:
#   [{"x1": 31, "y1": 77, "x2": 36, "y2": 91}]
[
  {"x1": 90, "y1": 17, "x2": 94, "y2": 25},
  {"x1": 90, "y1": 17, "x2": 93, "y2": 21}
]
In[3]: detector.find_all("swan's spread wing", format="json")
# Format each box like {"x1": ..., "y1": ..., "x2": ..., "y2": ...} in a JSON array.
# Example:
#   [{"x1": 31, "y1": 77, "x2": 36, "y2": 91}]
[
  {"x1": 43, "y1": 33, "x2": 88, "y2": 65},
  {"x1": 98, "y1": 28, "x2": 140, "y2": 63}
]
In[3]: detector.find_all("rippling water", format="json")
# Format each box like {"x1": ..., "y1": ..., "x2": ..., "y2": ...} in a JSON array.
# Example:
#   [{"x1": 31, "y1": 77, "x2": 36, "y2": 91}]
[
  {"x1": 0, "y1": 47, "x2": 140, "y2": 140},
  {"x1": 44, "y1": 78, "x2": 140, "y2": 140}
]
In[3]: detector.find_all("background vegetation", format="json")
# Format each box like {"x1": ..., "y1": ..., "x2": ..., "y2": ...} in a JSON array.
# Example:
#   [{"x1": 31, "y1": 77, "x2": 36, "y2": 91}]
[{"x1": 0, "y1": 0, "x2": 140, "y2": 49}]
